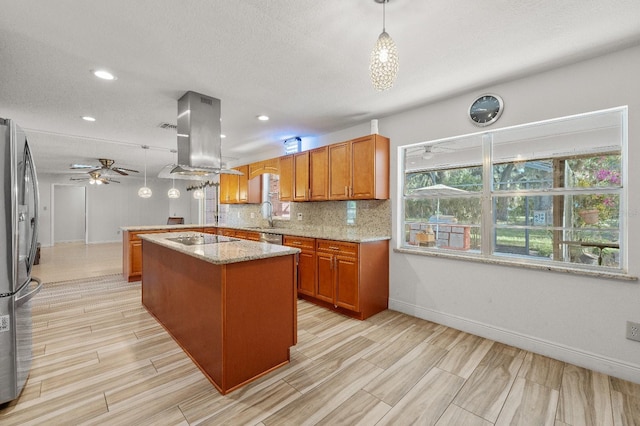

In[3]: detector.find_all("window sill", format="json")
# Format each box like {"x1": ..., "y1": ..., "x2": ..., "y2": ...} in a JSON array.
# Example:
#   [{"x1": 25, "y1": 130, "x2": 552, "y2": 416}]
[{"x1": 394, "y1": 246, "x2": 638, "y2": 282}]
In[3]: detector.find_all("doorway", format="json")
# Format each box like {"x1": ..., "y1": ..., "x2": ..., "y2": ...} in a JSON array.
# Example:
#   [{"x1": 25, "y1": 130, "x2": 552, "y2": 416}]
[{"x1": 52, "y1": 185, "x2": 87, "y2": 244}]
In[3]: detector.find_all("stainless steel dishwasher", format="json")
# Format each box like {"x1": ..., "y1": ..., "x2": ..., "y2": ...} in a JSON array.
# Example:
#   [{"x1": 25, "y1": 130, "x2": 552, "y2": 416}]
[{"x1": 258, "y1": 232, "x2": 283, "y2": 245}]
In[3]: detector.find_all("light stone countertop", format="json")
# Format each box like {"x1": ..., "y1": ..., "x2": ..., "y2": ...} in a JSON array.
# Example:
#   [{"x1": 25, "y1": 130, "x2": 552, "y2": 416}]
[
  {"x1": 122, "y1": 224, "x2": 390, "y2": 243},
  {"x1": 139, "y1": 232, "x2": 300, "y2": 265}
]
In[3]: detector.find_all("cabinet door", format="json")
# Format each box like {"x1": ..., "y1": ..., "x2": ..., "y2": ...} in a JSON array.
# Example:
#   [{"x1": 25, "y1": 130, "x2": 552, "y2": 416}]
[
  {"x1": 309, "y1": 146, "x2": 328, "y2": 201},
  {"x1": 335, "y1": 255, "x2": 359, "y2": 311},
  {"x1": 350, "y1": 136, "x2": 376, "y2": 199},
  {"x1": 220, "y1": 173, "x2": 230, "y2": 203},
  {"x1": 237, "y1": 165, "x2": 249, "y2": 202},
  {"x1": 297, "y1": 250, "x2": 317, "y2": 296},
  {"x1": 316, "y1": 252, "x2": 335, "y2": 304},
  {"x1": 351, "y1": 134, "x2": 389, "y2": 200},
  {"x1": 293, "y1": 151, "x2": 309, "y2": 201},
  {"x1": 328, "y1": 142, "x2": 351, "y2": 200},
  {"x1": 279, "y1": 155, "x2": 293, "y2": 201},
  {"x1": 130, "y1": 240, "x2": 142, "y2": 276},
  {"x1": 220, "y1": 173, "x2": 239, "y2": 203}
]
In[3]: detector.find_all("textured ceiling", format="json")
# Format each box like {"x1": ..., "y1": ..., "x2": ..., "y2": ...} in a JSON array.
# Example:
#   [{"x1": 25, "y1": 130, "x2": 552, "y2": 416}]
[{"x1": 1, "y1": 0, "x2": 640, "y2": 180}]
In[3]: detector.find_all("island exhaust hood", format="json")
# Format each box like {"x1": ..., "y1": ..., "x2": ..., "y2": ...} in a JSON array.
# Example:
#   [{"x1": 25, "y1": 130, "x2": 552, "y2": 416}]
[{"x1": 167, "y1": 91, "x2": 242, "y2": 177}]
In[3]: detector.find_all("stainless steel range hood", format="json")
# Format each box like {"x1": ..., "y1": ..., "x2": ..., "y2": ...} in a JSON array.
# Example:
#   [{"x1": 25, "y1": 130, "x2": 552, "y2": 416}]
[{"x1": 168, "y1": 91, "x2": 242, "y2": 177}]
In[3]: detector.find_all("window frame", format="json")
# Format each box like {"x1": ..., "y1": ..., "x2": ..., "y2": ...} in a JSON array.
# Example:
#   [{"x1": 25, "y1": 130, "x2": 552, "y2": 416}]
[{"x1": 397, "y1": 106, "x2": 631, "y2": 279}]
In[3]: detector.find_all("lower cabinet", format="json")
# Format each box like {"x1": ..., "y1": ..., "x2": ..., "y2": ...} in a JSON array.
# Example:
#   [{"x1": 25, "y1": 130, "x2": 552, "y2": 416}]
[
  {"x1": 295, "y1": 238, "x2": 389, "y2": 320},
  {"x1": 283, "y1": 236, "x2": 316, "y2": 297},
  {"x1": 123, "y1": 227, "x2": 211, "y2": 282}
]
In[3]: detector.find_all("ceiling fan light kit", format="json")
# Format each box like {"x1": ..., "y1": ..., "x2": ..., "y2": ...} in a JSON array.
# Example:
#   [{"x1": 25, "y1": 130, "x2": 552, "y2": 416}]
[{"x1": 370, "y1": 0, "x2": 399, "y2": 91}]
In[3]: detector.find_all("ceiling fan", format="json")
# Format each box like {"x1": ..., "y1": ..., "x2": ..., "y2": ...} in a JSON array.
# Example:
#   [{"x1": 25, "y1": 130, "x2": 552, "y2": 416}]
[
  {"x1": 70, "y1": 158, "x2": 139, "y2": 176},
  {"x1": 70, "y1": 171, "x2": 120, "y2": 185}
]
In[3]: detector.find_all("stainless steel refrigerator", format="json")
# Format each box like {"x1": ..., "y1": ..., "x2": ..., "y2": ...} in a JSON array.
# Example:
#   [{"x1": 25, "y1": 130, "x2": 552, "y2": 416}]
[{"x1": 0, "y1": 118, "x2": 42, "y2": 404}]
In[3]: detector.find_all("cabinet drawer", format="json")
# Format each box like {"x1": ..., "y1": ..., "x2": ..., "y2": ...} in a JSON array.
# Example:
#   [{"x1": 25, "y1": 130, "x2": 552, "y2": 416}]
[
  {"x1": 283, "y1": 236, "x2": 315, "y2": 251},
  {"x1": 316, "y1": 239, "x2": 358, "y2": 257},
  {"x1": 129, "y1": 230, "x2": 164, "y2": 241}
]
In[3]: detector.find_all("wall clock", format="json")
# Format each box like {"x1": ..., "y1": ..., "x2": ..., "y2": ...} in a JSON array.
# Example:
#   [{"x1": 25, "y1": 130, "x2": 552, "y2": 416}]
[{"x1": 469, "y1": 94, "x2": 504, "y2": 127}]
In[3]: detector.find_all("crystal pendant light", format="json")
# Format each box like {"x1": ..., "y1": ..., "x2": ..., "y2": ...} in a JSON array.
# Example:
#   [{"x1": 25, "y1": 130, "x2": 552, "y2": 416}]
[
  {"x1": 370, "y1": 0, "x2": 398, "y2": 91},
  {"x1": 138, "y1": 145, "x2": 152, "y2": 198}
]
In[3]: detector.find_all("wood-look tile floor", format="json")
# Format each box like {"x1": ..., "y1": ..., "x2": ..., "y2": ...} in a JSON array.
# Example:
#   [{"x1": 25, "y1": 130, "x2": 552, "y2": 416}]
[{"x1": 2, "y1": 242, "x2": 639, "y2": 425}]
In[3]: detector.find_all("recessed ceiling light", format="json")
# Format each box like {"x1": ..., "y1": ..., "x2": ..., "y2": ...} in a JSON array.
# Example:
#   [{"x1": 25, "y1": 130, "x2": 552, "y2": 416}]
[
  {"x1": 82, "y1": 116, "x2": 96, "y2": 122},
  {"x1": 257, "y1": 115, "x2": 269, "y2": 121},
  {"x1": 92, "y1": 69, "x2": 116, "y2": 80},
  {"x1": 220, "y1": 134, "x2": 226, "y2": 138}
]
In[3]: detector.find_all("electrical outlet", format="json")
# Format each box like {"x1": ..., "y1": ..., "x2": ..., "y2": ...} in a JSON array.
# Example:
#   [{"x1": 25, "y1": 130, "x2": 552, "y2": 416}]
[
  {"x1": 250, "y1": 212, "x2": 255, "y2": 219},
  {"x1": 297, "y1": 213, "x2": 303, "y2": 221},
  {"x1": 627, "y1": 321, "x2": 640, "y2": 342}
]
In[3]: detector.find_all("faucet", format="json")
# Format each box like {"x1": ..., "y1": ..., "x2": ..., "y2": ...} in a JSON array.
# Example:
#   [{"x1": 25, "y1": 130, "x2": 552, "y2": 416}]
[{"x1": 261, "y1": 201, "x2": 274, "y2": 228}]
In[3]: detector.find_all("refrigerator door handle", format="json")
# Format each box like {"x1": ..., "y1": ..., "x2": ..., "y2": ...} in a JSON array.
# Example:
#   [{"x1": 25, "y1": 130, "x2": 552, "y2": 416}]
[
  {"x1": 16, "y1": 277, "x2": 42, "y2": 307},
  {"x1": 24, "y1": 143, "x2": 39, "y2": 269}
]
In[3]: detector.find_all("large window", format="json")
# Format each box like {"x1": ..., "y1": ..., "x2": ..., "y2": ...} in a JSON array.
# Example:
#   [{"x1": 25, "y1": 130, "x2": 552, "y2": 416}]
[{"x1": 400, "y1": 107, "x2": 627, "y2": 275}]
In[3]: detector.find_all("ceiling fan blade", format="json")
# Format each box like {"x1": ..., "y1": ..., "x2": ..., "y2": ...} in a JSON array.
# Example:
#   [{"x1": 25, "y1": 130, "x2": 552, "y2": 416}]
[
  {"x1": 112, "y1": 168, "x2": 128, "y2": 176},
  {"x1": 109, "y1": 179, "x2": 120, "y2": 184},
  {"x1": 70, "y1": 164, "x2": 97, "y2": 169},
  {"x1": 114, "y1": 167, "x2": 139, "y2": 173}
]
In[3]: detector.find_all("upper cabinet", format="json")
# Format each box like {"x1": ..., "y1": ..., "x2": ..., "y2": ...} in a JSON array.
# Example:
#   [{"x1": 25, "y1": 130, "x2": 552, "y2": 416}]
[
  {"x1": 233, "y1": 134, "x2": 388, "y2": 204},
  {"x1": 278, "y1": 155, "x2": 293, "y2": 201},
  {"x1": 248, "y1": 158, "x2": 279, "y2": 180},
  {"x1": 293, "y1": 151, "x2": 310, "y2": 201},
  {"x1": 220, "y1": 165, "x2": 261, "y2": 204},
  {"x1": 329, "y1": 134, "x2": 389, "y2": 200},
  {"x1": 309, "y1": 146, "x2": 329, "y2": 201}
]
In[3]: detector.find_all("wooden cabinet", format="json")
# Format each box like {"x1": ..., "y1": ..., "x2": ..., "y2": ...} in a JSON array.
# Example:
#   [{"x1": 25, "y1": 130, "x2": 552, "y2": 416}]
[
  {"x1": 311, "y1": 239, "x2": 389, "y2": 320},
  {"x1": 123, "y1": 229, "x2": 166, "y2": 282},
  {"x1": 203, "y1": 227, "x2": 218, "y2": 234},
  {"x1": 328, "y1": 142, "x2": 351, "y2": 200},
  {"x1": 283, "y1": 236, "x2": 316, "y2": 297},
  {"x1": 249, "y1": 158, "x2": 279, "y2": 179},
  {"x1": 218, "y1": 228, "x2": 260, "y2": 241},
  {"x1": 220, "y1": 170, "x2": 239, "y2": 204},
  {"x1": 293, "y1": 151, "x2": 309, "y2": 201},
  {"x1": 220, "y1": 166, "x2": 261, "y2": 204},
  {"x1": 278, "y1": 155, "x2": 293, "y2": 201},
  {"x1": 329, "y1": 134, "x2": 389, "y2": 200},
  {"x1": 309, "y1": 146, "x2": 328, "y2": 201}
]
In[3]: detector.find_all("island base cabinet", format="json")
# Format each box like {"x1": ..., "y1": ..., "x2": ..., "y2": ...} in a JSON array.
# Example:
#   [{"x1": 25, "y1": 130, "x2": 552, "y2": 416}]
[
  {"x1": 141, "y1": 240, "x2": 297, "y2": 395},
  {"x1": 305, "y1": 239, "x2": 389, "y2": 320}
]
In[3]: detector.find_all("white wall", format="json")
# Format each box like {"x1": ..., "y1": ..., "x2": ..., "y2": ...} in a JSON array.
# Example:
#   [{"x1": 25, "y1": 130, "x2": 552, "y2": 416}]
[
  {"x1": 53, "y1": 185, "x2": 85, "y2": 243},
  {"x1": 318, "y1": 44, "x2": 640, "y2": 382},
  {"x1": 37, "y1": 175, "x2": 195, "y2": 246}
]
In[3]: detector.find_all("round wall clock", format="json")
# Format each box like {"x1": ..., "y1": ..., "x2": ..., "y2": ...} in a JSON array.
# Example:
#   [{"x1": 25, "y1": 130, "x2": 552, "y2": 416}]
[{"x1": 469, "y1": 94, "x2": 504, "y2": 127}]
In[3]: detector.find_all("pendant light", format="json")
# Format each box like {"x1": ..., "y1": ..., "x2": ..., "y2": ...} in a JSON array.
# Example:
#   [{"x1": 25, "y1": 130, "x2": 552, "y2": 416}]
[
  {"x1": 370, "y1": 0, "x2": 398, "y2": 91},
  {"x1": 138, "y1": 145, "x2": 152, "y2": 198},
  {"x1": 193, "y1": 188, "x2": 204, "y2": 199},
  {"x1": 167, "y1": 151, "x2": 180, "y2": 198},
  {"x1": 167, "y1": 178, "x2": 180, "y2": 199}
]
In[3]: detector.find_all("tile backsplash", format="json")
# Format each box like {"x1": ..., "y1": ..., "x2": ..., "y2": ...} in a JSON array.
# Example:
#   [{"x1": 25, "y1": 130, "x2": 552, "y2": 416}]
[{"x1": 219, "y1": 200, "x2": 391, "y2": 237}]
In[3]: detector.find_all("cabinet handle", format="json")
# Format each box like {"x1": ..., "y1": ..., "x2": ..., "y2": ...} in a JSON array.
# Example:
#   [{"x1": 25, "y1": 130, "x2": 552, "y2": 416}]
[
  {"x1": 345, "y1": 186, "x2": 348, "y2": 196},
  {"x1": 308, "y1": 188, "x2": 311, "y2": 198},
  {"x1": 328, "y1": 246, "x2": 340, "y2": 250}
]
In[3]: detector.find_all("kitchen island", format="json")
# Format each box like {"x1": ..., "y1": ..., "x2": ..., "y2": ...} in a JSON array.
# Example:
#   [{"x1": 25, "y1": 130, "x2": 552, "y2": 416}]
[{"x1": 139, "y1": 232, "x2": 300, "y2": 395}]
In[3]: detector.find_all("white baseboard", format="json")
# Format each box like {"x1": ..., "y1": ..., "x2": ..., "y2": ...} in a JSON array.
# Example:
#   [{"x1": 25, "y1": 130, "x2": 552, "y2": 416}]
[{"x1": 389, "y1": 298, "x2": 640, "y2": 384}]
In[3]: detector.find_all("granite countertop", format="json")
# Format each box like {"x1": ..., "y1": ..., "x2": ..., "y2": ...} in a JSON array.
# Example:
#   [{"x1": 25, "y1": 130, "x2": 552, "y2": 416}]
[
  {"x1": 122, "y1": 224, "x2": 390, "y2": 243},
  {"x1": 139, "y1": 232, "x2": 300, "y2": 265}
]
